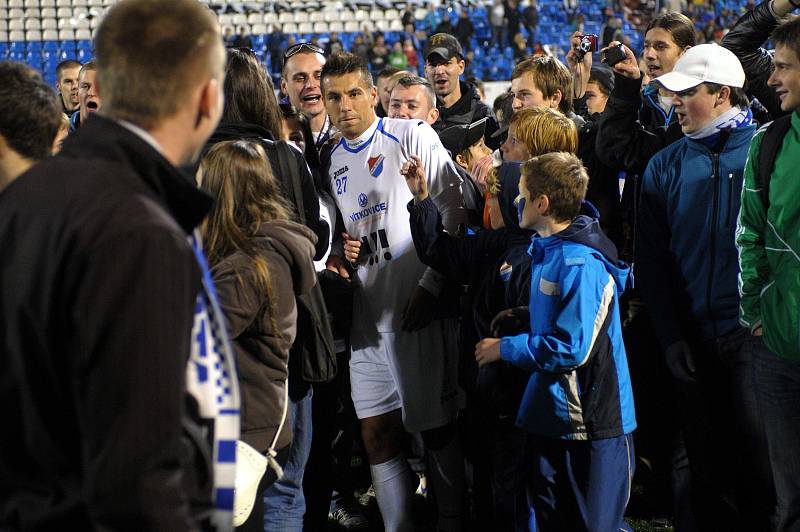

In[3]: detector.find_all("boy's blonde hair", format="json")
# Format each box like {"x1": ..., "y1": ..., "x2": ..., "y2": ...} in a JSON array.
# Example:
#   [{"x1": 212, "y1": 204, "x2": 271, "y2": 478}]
[
  {"x1": 510, "y1": 107, "x2": 578, "y2": 157},
  {"x1": 521, "y1": 152, "x2": 588, "y2": 223},
  {"x1": 486, "y1": 108, "x2": 578, "y2": 197}
]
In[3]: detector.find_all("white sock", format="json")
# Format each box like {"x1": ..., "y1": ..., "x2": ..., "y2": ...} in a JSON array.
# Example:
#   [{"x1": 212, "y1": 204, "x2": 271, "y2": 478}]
[
  {"x1": 370, "y1": 455, "x2": 415, "y2": 532},
  {"x1": 426, "y1": 437, "x2": 465, "y2": 532}
]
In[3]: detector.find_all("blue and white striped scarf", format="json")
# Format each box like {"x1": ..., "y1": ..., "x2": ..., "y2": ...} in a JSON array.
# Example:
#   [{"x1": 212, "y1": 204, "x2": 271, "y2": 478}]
[
  {"x1": 686, "y1": 105, "x2": 753, "y2": 140},
  {"x1": 187, "y1": 231, "x2": 241, "y2": 531}
]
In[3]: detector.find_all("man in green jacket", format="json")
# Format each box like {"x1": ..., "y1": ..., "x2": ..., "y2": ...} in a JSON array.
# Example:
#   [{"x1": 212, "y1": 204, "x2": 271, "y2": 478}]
[{"x1": 736, "y1": 16, "x2": 800, "y2": 532}]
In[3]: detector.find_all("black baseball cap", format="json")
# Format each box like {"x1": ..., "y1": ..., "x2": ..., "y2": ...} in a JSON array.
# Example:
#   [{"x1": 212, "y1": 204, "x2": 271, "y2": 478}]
[
  {"x1": 439, "y1": 118, "x2": 488, "y2": 155},
  {"x1": 590, "y1": 63, "x2": 615, "y2": 94},
  {"x1": 424, "y1": 33, "x2": 463, "y2": 63}
]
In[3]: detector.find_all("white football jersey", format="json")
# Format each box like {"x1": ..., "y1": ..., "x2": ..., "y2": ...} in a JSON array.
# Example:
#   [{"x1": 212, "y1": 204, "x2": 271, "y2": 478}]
[{"x1": 329, "y1": 116, "x2": 466, "y2": 333}]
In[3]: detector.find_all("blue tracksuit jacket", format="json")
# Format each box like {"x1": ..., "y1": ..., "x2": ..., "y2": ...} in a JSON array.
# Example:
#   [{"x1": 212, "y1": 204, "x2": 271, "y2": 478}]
[{"x1": 500, "y1": 216, "x2": 637, "y2": 440}]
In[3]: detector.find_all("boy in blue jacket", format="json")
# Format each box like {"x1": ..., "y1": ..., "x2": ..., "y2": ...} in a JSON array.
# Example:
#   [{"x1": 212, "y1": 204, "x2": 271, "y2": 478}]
[{"x1": 475, "y1": 152, "x2": 637, "y2": 532}]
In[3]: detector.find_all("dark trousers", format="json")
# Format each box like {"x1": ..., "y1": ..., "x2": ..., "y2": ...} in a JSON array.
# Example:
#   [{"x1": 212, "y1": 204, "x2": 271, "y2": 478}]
[
  {"x1": 752, "y1": 336, "x2": 800, "y2": 531},
  {"x1": 678, "y1": 327, "x2": 773, "y2": 531},
  {"x1": 489, "y1": 418, "x2": 529, "y2": 531},
  {"x1": 528, "y1": 433, "x2": 635, "y2": 532},
  {"x1": 303, "y1": 351, "x2": 361, "y2": 531},
  {"x1": 622, "y1": 294, "x2": 689, "y2": 525}
]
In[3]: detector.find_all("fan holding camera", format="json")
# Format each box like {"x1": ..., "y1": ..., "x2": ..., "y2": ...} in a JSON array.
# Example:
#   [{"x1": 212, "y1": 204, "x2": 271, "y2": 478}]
[{"x1": 566, "y1": 31, "x2": 619, "y2": 115}]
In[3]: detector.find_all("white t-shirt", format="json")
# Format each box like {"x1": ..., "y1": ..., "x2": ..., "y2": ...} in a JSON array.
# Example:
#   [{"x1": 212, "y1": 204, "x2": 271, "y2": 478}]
[{"x1": 328, "y1": 116, "x2": 466, "y2": 333}]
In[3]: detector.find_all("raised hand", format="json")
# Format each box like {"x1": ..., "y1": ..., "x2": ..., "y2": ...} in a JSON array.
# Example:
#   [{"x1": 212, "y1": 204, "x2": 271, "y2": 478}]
[
  {"x1": 401, "y1": 154, "x2": 428, "y2": 202},
  {"x1": 470, "y1": 154, "x2": 494, "y2": 195},
  {"x1": 602, "y1": 40, "x2": 640, "y2": 79},
  {"x1": 566, "y1": 31, "x2": 593, "y2": 98}
]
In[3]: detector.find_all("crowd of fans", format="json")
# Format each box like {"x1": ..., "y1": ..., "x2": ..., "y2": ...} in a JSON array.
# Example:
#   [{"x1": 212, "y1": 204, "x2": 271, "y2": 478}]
[{"x1": 1, "y1": 0, "x2": 800, "y2": 531}]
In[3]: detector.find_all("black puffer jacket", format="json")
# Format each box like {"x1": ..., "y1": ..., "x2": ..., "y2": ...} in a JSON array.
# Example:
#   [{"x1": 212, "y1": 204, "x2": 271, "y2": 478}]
[
  {"x1": 721, "y1": 0, "x2": 787, "y2": 119},
  {"x1": 433, "y1": 80, "x2": 501, "y2": 150}
]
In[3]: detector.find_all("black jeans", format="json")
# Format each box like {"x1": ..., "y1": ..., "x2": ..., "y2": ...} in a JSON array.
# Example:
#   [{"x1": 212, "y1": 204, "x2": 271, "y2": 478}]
[
  {"x1": 678, "y1": 327, "x2": 773, "y2": 531},
  {"x1": 752, "y1": 335, "x2": 800, "y2": 531}
]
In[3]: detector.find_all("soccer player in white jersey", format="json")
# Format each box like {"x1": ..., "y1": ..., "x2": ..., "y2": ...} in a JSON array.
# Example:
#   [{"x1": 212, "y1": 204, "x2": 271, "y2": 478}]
[{"x1": 322, "y1": 52, "x2": 467, "y2": 532}]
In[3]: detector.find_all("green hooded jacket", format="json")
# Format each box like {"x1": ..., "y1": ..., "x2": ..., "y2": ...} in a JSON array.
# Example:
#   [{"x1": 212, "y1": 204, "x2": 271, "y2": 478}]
[{"x1": 736, "y1": 111, "x2": 800, "y2": 361}]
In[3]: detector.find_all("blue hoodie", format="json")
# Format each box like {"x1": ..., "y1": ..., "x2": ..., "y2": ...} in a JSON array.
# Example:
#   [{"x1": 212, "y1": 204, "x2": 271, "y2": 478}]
[{"x1": 500, "y1": 216, "x2": 637, "y2": 440}]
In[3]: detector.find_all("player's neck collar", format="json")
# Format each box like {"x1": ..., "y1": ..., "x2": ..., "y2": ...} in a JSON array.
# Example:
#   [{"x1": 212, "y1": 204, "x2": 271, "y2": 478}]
[{"x1": 343, "y1": 117, "x2": 381, "y2": 152}]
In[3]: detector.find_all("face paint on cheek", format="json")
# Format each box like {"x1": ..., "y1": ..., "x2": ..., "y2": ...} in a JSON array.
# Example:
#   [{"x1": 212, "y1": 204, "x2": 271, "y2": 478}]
[{"x1": 516, "y1": 197, "x2": 526, "y2": 225}]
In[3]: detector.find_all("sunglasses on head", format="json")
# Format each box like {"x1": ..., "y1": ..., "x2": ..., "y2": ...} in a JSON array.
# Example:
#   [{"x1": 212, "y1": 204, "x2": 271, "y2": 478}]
[{"x1": 284, "y1": 42, "x2": 325, "y2": 61}]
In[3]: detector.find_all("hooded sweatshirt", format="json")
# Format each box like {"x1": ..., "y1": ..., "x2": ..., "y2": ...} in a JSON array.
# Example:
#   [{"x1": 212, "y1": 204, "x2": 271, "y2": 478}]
[
  {"x1": 500, "y1": 216, "x2": 636, "y2": 440},
  {"x1": 212, "y1": 220, "x2": 317, "y2": 452}
]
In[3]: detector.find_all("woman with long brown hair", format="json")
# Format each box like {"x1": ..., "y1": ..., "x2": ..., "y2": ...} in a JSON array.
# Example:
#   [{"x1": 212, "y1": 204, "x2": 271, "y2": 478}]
[{"x1": 200, "y1": 139, "x2": 317, "y2": 531}]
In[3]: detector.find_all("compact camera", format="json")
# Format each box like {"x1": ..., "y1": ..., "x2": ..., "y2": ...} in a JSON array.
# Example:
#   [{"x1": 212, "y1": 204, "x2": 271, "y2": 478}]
[
  {"x1": 578, "y1": 34, "x2": 599, "y2": 54},
  {"x1": 602, "y1": 44, "x2": 628, "y2": 67}
]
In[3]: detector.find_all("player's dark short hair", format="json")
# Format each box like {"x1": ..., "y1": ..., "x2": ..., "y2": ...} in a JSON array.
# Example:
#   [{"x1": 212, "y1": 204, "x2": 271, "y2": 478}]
[{"x1": 320, "y1": 52, "x2": 373, "y2": 90}]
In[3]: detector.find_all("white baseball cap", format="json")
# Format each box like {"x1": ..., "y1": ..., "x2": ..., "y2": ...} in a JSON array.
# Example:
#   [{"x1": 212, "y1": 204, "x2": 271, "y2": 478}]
[{"x1": 654, "y1": 43, "x2": 745, "y2": 93}]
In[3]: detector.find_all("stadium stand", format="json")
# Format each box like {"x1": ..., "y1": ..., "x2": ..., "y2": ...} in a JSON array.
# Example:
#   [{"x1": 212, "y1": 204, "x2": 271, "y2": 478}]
[{"x1": 0, "y1": 0, "x2": 740, "y2": 85}]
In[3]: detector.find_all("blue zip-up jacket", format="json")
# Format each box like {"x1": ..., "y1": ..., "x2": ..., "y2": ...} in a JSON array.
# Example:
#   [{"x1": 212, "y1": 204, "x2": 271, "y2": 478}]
[
  {"x1": 636, "y1": 125, "x2": 757, "y2": 349},
  {"x1": 500, "y1": 216, "x2": 637, "y2": 440}
]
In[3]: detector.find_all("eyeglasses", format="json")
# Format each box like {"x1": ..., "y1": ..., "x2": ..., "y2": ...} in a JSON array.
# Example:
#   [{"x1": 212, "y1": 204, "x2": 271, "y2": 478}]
[{"x1": 283, "y1": 42, "x2": 325, "y2": 61}]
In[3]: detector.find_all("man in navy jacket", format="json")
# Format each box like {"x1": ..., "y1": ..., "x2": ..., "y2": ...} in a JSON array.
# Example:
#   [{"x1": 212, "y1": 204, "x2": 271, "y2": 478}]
[{"x1": 636, "y1": 44, "x2": 771, "y2": 530}]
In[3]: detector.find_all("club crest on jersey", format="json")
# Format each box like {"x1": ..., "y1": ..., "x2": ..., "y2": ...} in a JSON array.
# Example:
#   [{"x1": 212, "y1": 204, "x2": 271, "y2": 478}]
[
  {"x1": 367, "y1": 154, "x2": 385, "y2": 178},
  {"x1": 358, "y1": 193, "x2": 369, "y2": 208}
]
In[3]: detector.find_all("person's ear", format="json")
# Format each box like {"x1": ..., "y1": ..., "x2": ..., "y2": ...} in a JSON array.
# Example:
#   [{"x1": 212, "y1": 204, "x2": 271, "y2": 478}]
[
  {"x1": 538, "y1": 194, "x2": 550, "y2": 215},
  {"x1": 455, "y1": 152, "x2": 469, "y2": 169},
  {"x1": 716, "y1": 85, "x2": 731, "y2": 107},
  {"x1": 457, "y1": 59, "x2": 465, "y2": 75},
  {"x1": 195, "y1": 77, "x2": 220, "y2": 129},
  {"x1": 280, "y1": 77, "x2": 288, "y2": 97},
  {"x1": 428, "y1": 107, "x2": 440, "y2": 124},
  {"x1": 550, "y1": 89, "x2": 562, "y2": 110},
  {"x1": 369, "y1": 84, "x2": 378, "y2": 107}
]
